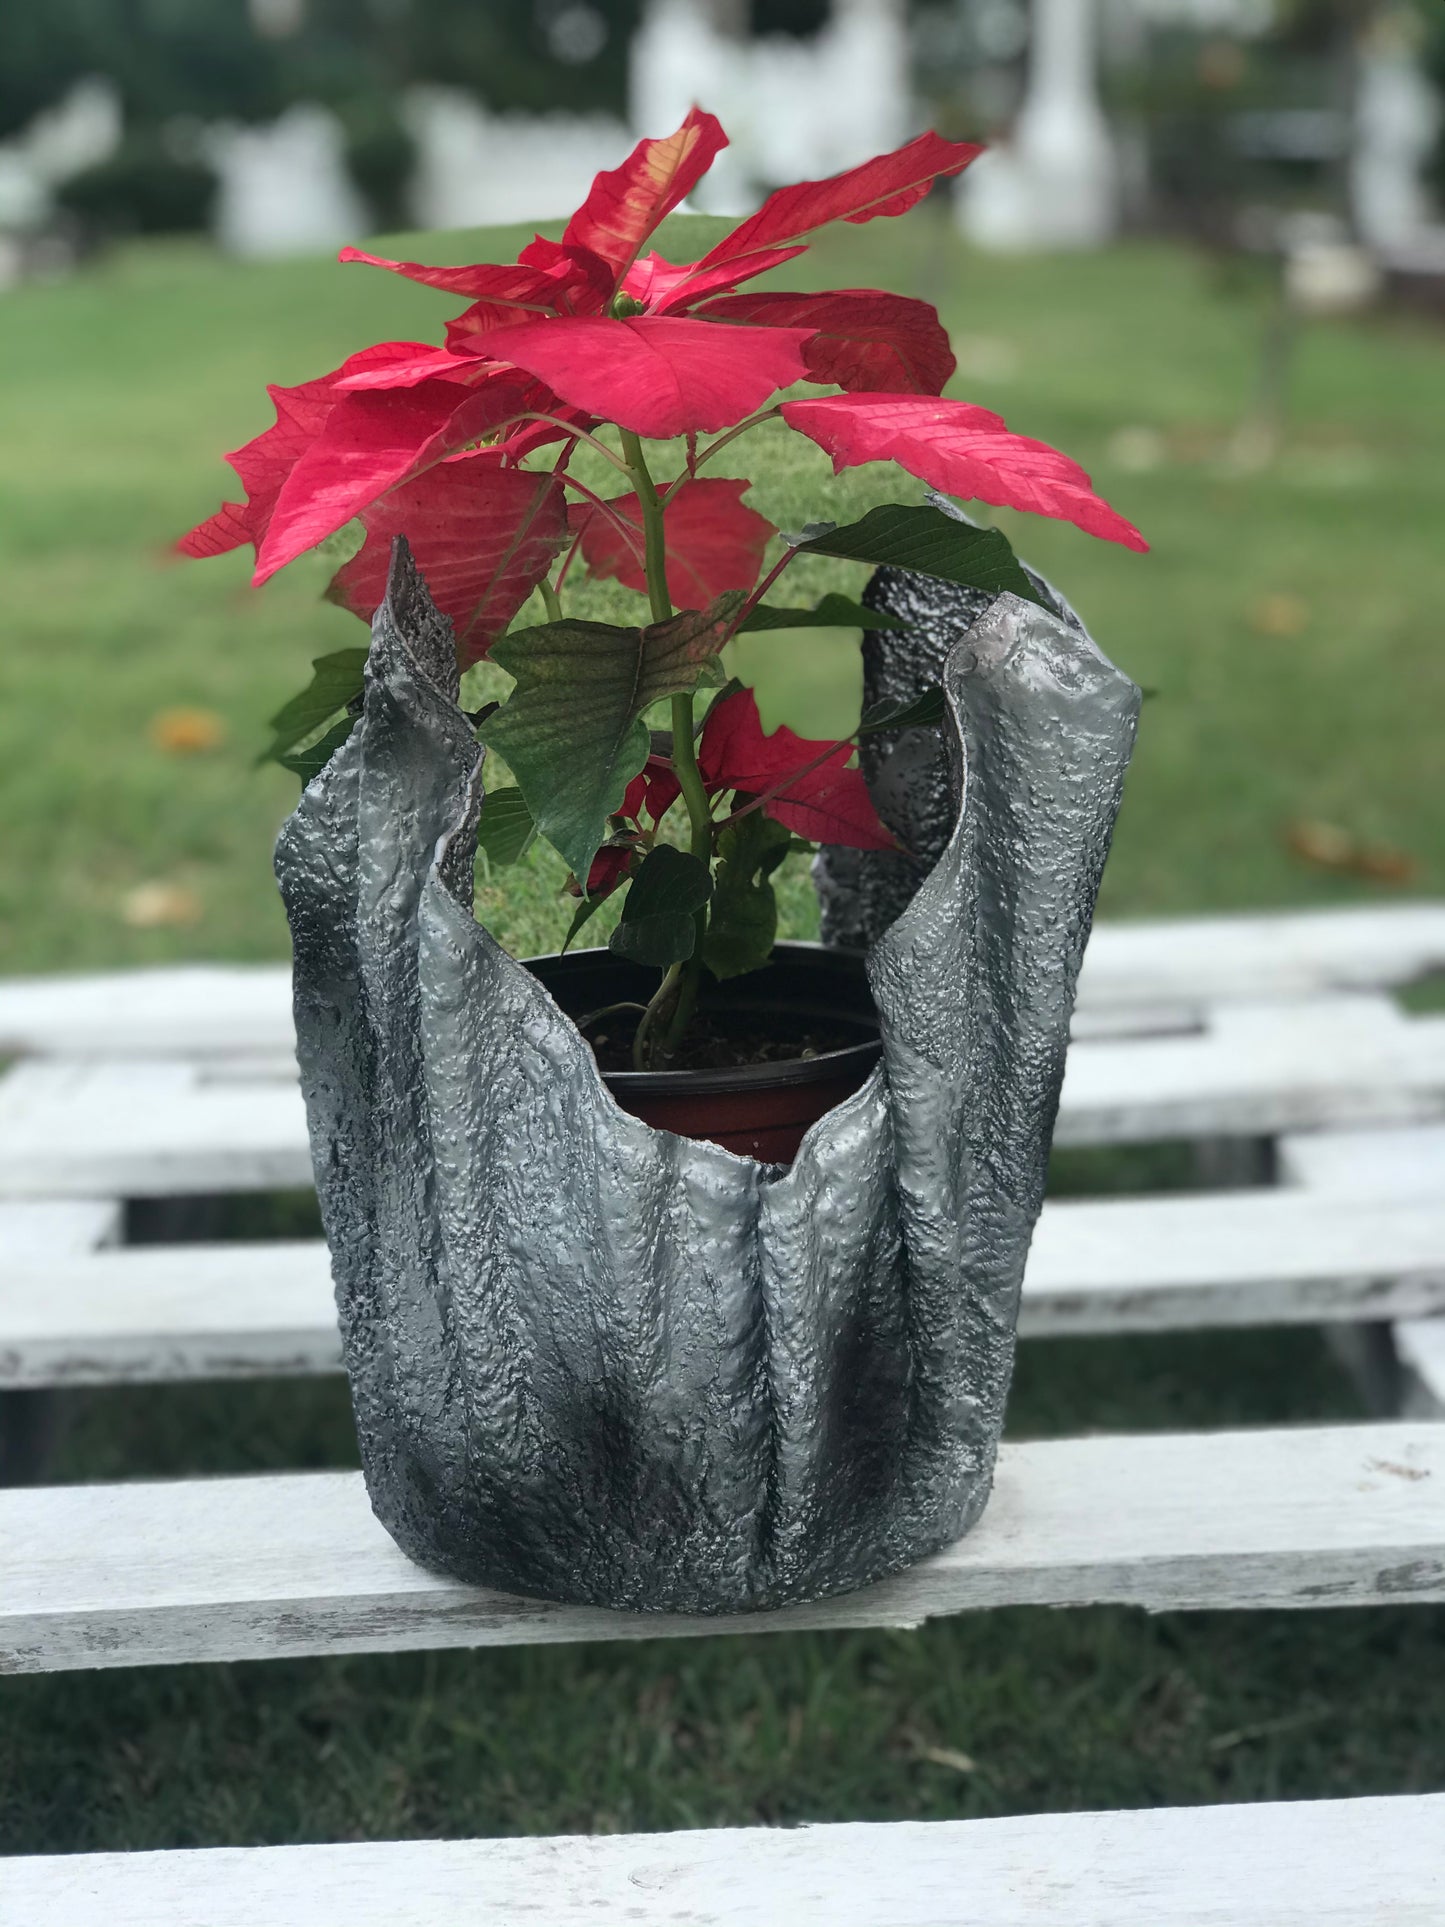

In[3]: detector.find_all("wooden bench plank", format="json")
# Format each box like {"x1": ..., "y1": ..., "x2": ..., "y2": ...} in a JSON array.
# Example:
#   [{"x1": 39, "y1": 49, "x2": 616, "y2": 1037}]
[
  {"x1": 4, "y1": 1794, "x2": 1441, "y2": 1927},
  {"x1": 0, "y1": 1198, "x2": 121, "y2": 1263},
  {"x1": 4, "y1": 1189, "x2": 1444, "y2": 1388},
  {"x1": 4, "y1": 1424, "x2": 1440, "y2": 1674},
  {"x1": 1280, "y1": 1123, "x2": 1445, "y2": 1199},
  {"x1": 2, "y1": 905, "x2": 1440, "y2": 1060},
  {"x1": 3, "y1": 998, "x2": 1443, "y2": 1198}
]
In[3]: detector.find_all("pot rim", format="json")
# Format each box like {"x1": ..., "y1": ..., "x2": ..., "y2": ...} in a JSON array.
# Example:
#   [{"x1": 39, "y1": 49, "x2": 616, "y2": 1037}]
[{"x1": 522, "y1": 942, "x2": 883, "y2": 1096}]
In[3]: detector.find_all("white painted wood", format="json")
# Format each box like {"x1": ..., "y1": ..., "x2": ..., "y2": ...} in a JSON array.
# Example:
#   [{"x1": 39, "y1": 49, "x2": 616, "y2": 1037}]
[
  {"x1": 1076, "y1": 902, "x2": 1445, "y2": 1011},
  {"x1": 1053, "y1": 996, "x2": 1445, "y2": 1147},
  {"x1": 4, "y1": 998, "x2": 1443, "y2": 1198},
  {"x1": 4, "y1": 1424, "x2": 1440, "y2": 1674},
  {"x1": 5, "y1": 1795, "x2": 1442, "y2": 1927},
  {"x1": 0, "y1": 964, "x2": 295, "y2": 1060},
  {"x1": 0, "y1": 1198, "x2": 121, "y2": 1264},
  {"x1": 6, "y1": 1190, "x2": 1445, "y2": 1388},
  {"x1": 1397, "y1": 1320, "x2": 1445, "y2": 1418},
  {"x1": 1280, "y1": 1123, "x2": 1445, "y2": 1198},
  {"x1": 2, "y1": 906, "x2": 1440, "y2": 1060}
]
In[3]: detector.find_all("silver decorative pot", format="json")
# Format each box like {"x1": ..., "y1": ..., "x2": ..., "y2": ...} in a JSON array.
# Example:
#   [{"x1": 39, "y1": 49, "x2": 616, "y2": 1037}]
[{"x1": 275, "y1": 538, "x2": 1138, "y2": 1614}]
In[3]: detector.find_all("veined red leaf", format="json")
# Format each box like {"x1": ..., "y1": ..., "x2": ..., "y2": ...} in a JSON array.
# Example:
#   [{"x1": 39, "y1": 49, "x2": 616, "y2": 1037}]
[
  {"x1": 177, "y1": 367, "x2": 343, "y2": 558},
  {"x1": 338, "y1": 247, "x2": 593, "y2": 323},
  {"x1": 583, "y1": 756, "x2": 682, "y2": 895},
  {"x1": 327, "y1": 457, "x2": 568, "y2": 663},
  {"x1": 563, "y1": 107, "x2": 728, "y2": 284},
  {"x1": 699, "y1": 288, "x2": 955, "y2": 395},
  {"x1": 572, "y1": 477, "x2": 775, "y2": 606},
  {"x1": 622, "y1": 245, "x2": 809, "y2": 313},
  {"x1": 780, "y1": 393, "x2": 1149, "y2": 552},
  {"x1": 698, "y1": 688, "x2": 895, "y2": 851},
  {"x1": 695, "y1": 131, "x2": 983, "y2": 280},
  {"x1": 255, "y1": 371, "x2": 535, "y2": 583},
  {"x1": 333, "y1": 340, "x2": 481, "y2": 392},
  {"x1": 479, "y1": 313, "x2": 813, "y2": 439},
  {"x1": 176, "y1": 500, "x2": 253, "y2": 559}
]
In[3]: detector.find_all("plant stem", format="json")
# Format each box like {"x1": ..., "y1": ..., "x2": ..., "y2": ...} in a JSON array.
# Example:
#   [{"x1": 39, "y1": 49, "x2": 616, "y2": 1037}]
[
  {"x1": 618, "y1": 427, "x2": 713, "y2": 1067},
  {"x1": 539, "y1": 579, "x2": 563, "y2": 622}
]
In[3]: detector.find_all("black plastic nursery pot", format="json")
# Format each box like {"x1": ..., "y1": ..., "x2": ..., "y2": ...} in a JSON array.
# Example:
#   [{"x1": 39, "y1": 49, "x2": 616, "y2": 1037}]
[{"x1": 526, "y1": 944, "x2": 882, "y2": 1164}]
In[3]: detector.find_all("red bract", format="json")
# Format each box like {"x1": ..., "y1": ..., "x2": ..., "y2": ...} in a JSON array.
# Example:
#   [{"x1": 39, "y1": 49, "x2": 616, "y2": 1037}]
[
  {"x1": 699, "y1": 690, "x2": 896, "y2": 851},
  {"x1": 688, "y1": 130, "x2": 984, "y2": 282},
  {"x1": 571, "y1": 478, "x2": 775, "y2": 607},
  {"x1": 327, "y1": 459, "x2": 568, "y2": 663},
  {"x1": 583, "y1": 757, "x2": 682, "y2": 895},
  {"x1": 180, "y1": 116, "x2": 993, "y2": 597},
  {"x1": 562, "y1": 106, "x2": 727, "y2": 287},
  {"x1": 178, "y1": 367, "x2": 345, "y2": 561},
  {"x1": 698, "y1": 288, "x2": 955, "y2": 395},
  {"x1": 475, "y1": 314, "x2": 815, "y2": 440},
  {"x1": 255, "y1": 371, "x2": 536, "y2": 583},
  {"x1": 781, "y1": 393, "x2": 1149, "y2": 552}
]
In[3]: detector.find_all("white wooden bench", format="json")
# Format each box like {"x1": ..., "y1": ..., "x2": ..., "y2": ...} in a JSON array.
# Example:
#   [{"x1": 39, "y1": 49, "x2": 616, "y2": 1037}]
[{"x1": 2, "y1": 902, "x2": 1444, "y2": 1919}]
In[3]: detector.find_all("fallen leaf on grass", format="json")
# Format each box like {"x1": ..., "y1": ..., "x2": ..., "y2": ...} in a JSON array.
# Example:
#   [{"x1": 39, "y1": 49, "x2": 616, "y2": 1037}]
[
  {"x1": 148, "y1": 706, "x2": 226, "y2": 754},
  {"x1": 1248, "y1": 593, "x2": 1309, "y2": 639},
  {"x1": 1284, "y1": 820, "x2": 1417, "y2": 885},
  {"x1": 121, "y1": 882, "x2": 203, "y2": 928}
]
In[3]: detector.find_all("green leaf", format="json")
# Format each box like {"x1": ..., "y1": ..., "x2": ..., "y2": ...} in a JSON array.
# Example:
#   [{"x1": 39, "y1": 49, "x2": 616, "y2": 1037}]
[
  {"x1": 482, "y1": 593, "x2": 742, "y2": 883},
  {"x1": 608, "y1": 846, "x2": 714, "y2": 969},
  {"x1": 793, "y1": 505, "x2": 1045, "y2": 607},
  {"x1": 563, "y1": 891, "x2": 610, "y2": 952},
  {"x1": 859, "y1": 686, "x2": 947, "y2": 733},
  {"x1": 739, "y1": 594, "x2": 911, "y2": 634},
  {"x1": 475, "y1": 786, "x2": 536, "y2": 868},
  {"x1": 277, "y1": 715, "x2": 356, "y2": 785},
  {"x1": 258, "y1": 648, "x2": 367, "y2": 766},
  {"x1": 702, "y1": 811, "x2": 792, "y2": 981}
]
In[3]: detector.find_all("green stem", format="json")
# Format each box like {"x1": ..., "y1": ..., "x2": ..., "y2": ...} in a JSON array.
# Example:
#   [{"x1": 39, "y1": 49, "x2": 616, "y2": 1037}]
[
  {"x1": 618, "y1": 427, "x2": 713, "y2": 1067},
  {"x1": 538, "y1": 578, "x2": 563, "y2": 623}
]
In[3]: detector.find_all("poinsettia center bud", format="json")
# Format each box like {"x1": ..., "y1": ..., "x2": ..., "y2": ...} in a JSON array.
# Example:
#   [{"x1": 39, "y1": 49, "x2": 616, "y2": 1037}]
[{"x1": 609, "y1": 293, "x2": 648, "y2": 320}]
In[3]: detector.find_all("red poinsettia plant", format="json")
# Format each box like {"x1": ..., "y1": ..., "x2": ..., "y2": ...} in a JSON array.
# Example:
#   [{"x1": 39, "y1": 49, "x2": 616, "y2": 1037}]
[{"x1": 182, "y1": 109, "x2": 1145, "y2": 1069}]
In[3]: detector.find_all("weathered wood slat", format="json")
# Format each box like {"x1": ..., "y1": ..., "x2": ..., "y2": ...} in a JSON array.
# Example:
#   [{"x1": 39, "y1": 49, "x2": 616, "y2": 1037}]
[
  {"x1": 2, "y1": 997, "x2": 1443, "y2": 1198},
  {"x1": 5, "y1": 1794, "x2": 1442, "y2": 1927},
  {"x1": 4, "y1": 1424, "x2": 1440, "y2": 1675},
  {"x1": 1280, "y1": 1123, "x2": 1445, "y2": 1415},
  {"x1": 4, "y1": 1189, "x2": 1444, "y2": 1388},
  {"x1": 1279, "y1": 1123, "x2": 1445, "y2": 1199},
  {"x1": 0, "y1": 1198, "x2": 122, "y2": 1263},
  {"x1": 2, "y1": 905, "x2": 1441, "y2": 1060}
]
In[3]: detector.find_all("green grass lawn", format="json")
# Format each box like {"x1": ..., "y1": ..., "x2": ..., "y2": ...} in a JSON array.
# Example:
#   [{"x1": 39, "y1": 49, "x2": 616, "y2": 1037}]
[{"x1": 1, "y1": 219, "x2": 1442, "y2": 1854}]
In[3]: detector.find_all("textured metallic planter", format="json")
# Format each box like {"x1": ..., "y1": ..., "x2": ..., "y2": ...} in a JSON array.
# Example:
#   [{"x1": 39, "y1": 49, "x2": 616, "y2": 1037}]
[{"x1": 276, "y1": 538, "x2": 1139, "y2": 1614}]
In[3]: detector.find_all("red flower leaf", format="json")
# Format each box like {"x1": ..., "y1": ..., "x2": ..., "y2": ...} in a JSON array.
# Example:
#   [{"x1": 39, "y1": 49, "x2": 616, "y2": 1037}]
[
  {"x1": 178, "y1": 368, "x2": 344, "y2": 558},
  {"x1": 255, "y1": 370, "x2": 535, "y2": 583},
  {"x1": 480, "y1": 313, "x2": 813, "y2": 439},
  {"x1": 699, "y1": 288, "x2": 955, "y2": 395},
  {"x1": 696, "y1": 131, "x2": 983, "y2": 281},
  {"x1": 572, "y1": 477, "x2": 775, "y2": 606},
  {"x1": 583, "y1": 755, "x2": 683, "y2": 894},
  {"x1": 780, "y1": 393, "x2": 1149, "y2": 552},
  {"x1": 562, "y1": 107, "x2": 728, "y2": 284},
  {"x1": 332, "y1": 341, "x2": 478, "y2": 392},
  {"x1": 338, "y1": 247, "x2": 602, "y2": 326},
  {"x1": 327, "y1": 457, "x2": 568, "y2": 664},
  {"x1": 699, "y1": 689, "x2": 895, "y2": 850},
  {"x1": 176, "y1": 501, "x2": 253, "y2": 559},
  {"x1": 621, "y1": 245, "x2": 809, "y2": 313}
]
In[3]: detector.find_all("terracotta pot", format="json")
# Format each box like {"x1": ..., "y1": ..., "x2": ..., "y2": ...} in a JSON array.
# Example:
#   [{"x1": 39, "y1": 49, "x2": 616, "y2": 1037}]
[{"x1": 526, "y1": 943, "x2": 882, "y2": 1164}]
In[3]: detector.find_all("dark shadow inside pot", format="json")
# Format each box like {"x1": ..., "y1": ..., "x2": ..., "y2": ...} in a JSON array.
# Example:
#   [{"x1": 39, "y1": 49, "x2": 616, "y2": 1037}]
[{"x1": 524, "y1": 943, "x2": 882, "y2": 1164}]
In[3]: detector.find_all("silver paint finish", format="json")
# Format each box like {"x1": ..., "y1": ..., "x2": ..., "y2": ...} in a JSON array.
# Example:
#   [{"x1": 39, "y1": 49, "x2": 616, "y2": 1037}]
[{"x1": 276, "y1": 540, "x2": 1139, "y2": 1612}]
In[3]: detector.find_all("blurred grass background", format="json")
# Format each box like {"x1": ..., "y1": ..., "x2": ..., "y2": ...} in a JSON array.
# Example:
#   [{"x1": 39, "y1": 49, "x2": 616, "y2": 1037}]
[{"x1": 1, "y1": 214, "x2": 1442, "y2": 1851}]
